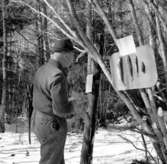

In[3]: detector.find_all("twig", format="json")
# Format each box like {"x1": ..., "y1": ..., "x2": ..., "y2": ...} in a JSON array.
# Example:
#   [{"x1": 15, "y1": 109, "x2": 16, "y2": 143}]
[
  {"x1": 73, "y1": 46, "x2": 86, "y2": 53},
  {"x1": 16, "y1": 30, "x2": 52, "y2": 55},
  {"x1": 16, "y1": 31, "x2": 37, "y2": 47},
  {"x1": 134, "y1": 129, "x2": 156, "y2": 140},
  {"x1": 119, "y1": 134, "x2": 147, "y2": 152},
  {"x1": 76, "y1": 50, "x2": 87, "y2": 62},
  {"x1": 141, "y1": 134, "x2": 149, "y2": 162},
  {"x1": 107, "y1": 122, "x2": 156, "y2": 139},
  {"x1": 118, "y1": 134, "x2": 157, "y2": 163},
  {"x1": 107, "y1": 123, "x2": 137, "y2": 131}
]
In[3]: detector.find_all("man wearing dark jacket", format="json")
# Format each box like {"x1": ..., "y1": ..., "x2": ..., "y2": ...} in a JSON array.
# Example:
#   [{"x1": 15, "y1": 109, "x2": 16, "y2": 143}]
[{"x1": 32, "y1": 38, "x2": 75, "y2": 164}]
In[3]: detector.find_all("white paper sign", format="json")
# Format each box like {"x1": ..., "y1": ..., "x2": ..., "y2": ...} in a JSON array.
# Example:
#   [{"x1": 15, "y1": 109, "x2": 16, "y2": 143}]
[
  {"x1": 85, "y1": 74, "x2": 93, "y2": 93},
  {"x1": 116, "y1": 35, "x2": 136, "y2": 56},
  {"x1": 109, "y1": 45, "x2": 158, "y2": 90}
]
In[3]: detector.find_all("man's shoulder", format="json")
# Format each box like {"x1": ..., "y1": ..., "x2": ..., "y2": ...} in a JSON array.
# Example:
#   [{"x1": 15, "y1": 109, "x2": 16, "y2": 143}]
[
  {"x1": 37, "y1": 62, "x2": 62, "y2": 76},
  {"x1": 46, "y1": 62, "x2": 63, "y2": 75},
  {"x1": 34, "y1": 62, "x2": 63, "y2": 87}
]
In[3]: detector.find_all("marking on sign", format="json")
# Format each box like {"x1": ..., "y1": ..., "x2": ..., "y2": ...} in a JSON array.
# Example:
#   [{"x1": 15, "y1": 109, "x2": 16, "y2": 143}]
[
  {"x1": 110, "y1": 45, "x2": 157, "y2": 90},
  {"x1": 116, "y1": 35, "x2": 136, "y2": 56}
]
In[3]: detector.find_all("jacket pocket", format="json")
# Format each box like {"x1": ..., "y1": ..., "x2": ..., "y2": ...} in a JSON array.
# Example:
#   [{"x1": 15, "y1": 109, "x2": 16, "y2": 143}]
[
  {"x1": 34, "y1": 113, "x2": 53, "y2": 144},
  {"x1": 51, "y1": 119, "x2": 60, "y2": 131}
]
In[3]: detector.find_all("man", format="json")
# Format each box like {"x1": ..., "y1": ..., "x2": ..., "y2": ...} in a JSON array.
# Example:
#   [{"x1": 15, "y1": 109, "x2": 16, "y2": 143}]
[{"x1": 32, "y1": 38, "x2": 75, "y2": 164}]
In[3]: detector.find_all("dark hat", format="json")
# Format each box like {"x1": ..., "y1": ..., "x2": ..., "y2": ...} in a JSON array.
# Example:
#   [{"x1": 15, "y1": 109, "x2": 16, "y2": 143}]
[{"x1": 52, "y1": 38, "x2": 74, "y2": 53}]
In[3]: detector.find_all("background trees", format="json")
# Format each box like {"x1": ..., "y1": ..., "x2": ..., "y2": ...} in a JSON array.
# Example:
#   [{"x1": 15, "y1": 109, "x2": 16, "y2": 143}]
[{"x1": 0, "y1": 0, "x2": 33, "y2": 131}]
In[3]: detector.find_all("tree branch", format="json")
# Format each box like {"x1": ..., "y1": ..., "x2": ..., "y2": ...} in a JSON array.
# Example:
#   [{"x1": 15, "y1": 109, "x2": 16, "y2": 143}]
[
  {"x1": 118, "y1": 134, "x2": 157, "y2": 163},
  {"x1": 89, "y1": 0, "x2": 118, "y2": 48},
  {"x1": 12, "y1": 0, "x2": 83, "y2": 47},
  {"x1": 42, "y1": 0, "x2": 77, "y2": 39}
]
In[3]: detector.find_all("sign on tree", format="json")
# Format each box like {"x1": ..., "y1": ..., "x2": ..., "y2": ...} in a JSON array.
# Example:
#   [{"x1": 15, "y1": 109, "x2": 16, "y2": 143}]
[{"x1": 110, "y1": 45, "x2": 158, "y2": 90}]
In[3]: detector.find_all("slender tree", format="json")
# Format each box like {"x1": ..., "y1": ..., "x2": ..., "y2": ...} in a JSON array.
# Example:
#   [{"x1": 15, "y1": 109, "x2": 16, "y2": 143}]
[
  {"x1": 80, "y1": 2, "x2": 99, "y2": 164},
  {"x1": 36, "y1": 0, "x2": 45, "y2": 66},
  {"x1": 0, "y1": 0, "x2": 7, "y2": 132},
  {"x1": 42, "y1": 1, "x2": 50, "y2": 61}
]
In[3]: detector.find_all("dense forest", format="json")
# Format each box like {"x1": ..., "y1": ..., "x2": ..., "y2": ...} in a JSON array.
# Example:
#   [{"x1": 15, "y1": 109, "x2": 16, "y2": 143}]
[{"x1": 1, "y1": 0, "x2": 167, "y2": 163}]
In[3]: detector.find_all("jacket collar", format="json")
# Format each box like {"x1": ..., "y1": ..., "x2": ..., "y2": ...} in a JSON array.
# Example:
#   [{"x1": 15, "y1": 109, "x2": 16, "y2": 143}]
[{"x1": 48, "y1": 59, "x2": 67, "y2": 76}]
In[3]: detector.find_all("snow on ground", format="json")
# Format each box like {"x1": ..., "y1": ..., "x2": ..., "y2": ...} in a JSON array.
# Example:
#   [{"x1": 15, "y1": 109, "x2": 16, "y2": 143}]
[{"x1": 0, "y1": 119, "x2": 155, "y2": 164}]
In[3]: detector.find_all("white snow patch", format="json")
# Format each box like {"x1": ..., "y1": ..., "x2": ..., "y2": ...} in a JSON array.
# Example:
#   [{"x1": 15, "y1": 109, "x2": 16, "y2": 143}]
[{"x1": 0, "y1": 124, "x2": 155, "y2": 164}]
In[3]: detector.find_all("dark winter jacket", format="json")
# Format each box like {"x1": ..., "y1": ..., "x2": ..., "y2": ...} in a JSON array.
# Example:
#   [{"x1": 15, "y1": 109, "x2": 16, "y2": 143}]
[{"x1": 32, "y1": 59, "x2": 73, "y2": 118}]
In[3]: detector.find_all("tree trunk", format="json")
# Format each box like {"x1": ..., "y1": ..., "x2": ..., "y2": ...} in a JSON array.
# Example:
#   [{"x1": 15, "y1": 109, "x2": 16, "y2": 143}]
[
  {"x1": 155, "y1": 16, "x2": 167, "y2": 89},
  {"x1": 0, "y1": 0, "x2": 7, "y2": 133},
  {"x1": 129, "y1": 0, "x2": 144, "y2": 45},
  {"x1": 36, "y1": 0, "x2": 45, "y2": 66},
  {"x1": 97, "y1": 34, "x2": 106, "y2": 127},
  {"x1": 41, "y1": 1, "x2": 50, "y2": 61},
  {"x1": 80, "y1": 2, "x2": 101, "y2": 164}
]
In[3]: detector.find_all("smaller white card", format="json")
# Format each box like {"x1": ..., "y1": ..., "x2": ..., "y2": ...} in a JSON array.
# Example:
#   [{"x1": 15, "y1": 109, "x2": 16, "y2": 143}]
[
  {"x1": 85, "y1": 74, "x2": 93, "y2": 93},
  {"x1": 116, "y1": 35, "x2": 136, "y2": 56}
]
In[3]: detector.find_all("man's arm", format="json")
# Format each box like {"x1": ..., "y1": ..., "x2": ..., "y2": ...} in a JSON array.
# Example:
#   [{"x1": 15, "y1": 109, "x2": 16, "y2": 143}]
[{"x1": 49, "y1": 73, "x2": 74, "y2": 118}]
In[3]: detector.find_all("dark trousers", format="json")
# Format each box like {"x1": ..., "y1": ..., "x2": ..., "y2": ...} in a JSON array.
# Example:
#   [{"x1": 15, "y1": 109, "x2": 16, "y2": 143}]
[{"x1": 32, "y1": 110, "x2": 67, "y2": 164}]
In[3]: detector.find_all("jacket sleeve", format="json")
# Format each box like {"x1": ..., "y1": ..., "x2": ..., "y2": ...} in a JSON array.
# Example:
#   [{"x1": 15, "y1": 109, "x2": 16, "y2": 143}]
[{"x1": 49, "y1": 73, "x2": 74, "y2": 118}]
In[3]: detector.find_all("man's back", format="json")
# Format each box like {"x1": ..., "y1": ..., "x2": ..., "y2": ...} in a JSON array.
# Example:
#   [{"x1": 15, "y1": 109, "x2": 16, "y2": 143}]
[{"x1": 33, "y1": 60, "x2": 63, "y2": 115}]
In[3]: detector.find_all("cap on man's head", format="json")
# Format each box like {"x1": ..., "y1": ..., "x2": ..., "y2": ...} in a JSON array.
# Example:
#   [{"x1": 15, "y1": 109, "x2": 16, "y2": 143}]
[{"x1": 52, "y1": 38, "x2": 74, "y2": 53}]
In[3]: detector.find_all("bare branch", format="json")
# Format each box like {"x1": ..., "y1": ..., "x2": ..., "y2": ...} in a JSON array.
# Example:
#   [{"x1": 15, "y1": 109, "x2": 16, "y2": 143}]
[
  {"x1": 12, "y1": 0, "x2": 84, "y2": 47},
  {"x1": 76, "y1": 50, "x2": 87, "y2": 62},
  {"x1": 89, "y1": 0, "x2": 118, "y2": 47},
  {"x1": 107, "y1": 122, "x2": 138, "y2": 131},
  {"x1": 118, "y1": 134, "x2": 157, "y2": 162},
  {"x1": 134, "y1": 128, "x2": 156, "y2": 139},
  {"x1": 119, "y1": 134, "x2": 147, "y2": 151},
  {"x1": 74, "y1": 46, "x2": 85, "y2": 53},
  {"x1": 42, "y1": 0, "x2": 77, "y2": 39},
  {"x1": 16, "y1": 31, "x2": 37, "y2": 47}
]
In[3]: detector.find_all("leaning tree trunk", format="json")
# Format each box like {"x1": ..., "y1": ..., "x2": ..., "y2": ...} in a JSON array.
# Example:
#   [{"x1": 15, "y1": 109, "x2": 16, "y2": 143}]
[
  {"x1": 80, "y1": 2, "x2": 101, "y2": 164},
  {"x1": 0, "y1": 0, "x2": 7, "y2": 133}
]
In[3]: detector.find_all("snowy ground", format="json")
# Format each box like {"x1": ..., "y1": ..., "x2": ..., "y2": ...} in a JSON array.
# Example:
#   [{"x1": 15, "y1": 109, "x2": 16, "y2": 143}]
[{"x1": 0, "y1": 119, "x2": 156, "y2": 164}]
